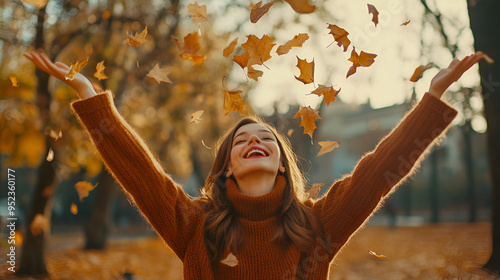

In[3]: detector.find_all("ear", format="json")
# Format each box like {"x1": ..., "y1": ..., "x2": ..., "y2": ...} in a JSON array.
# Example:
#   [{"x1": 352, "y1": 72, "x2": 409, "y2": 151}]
[
  {"x1": 279, "y1": 162, "x2": 286, "y2": 173},
  {"x1": 225, "y1": 168, "x2": 233, "y2": 177}
]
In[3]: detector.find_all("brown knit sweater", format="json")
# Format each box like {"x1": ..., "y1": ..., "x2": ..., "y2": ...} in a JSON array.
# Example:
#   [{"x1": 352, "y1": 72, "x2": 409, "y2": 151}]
[{"x1": 71, "y1": 91, "x2": 457, "y2": 279}]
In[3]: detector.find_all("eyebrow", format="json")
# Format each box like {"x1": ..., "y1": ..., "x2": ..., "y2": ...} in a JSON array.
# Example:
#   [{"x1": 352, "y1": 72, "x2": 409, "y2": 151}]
[{"x1": 234, "y1": 129, "x2": 274, "y2": 139}]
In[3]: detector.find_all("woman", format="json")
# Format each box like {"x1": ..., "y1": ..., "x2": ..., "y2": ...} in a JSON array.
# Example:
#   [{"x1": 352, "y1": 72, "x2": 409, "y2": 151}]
[{"x1": 25, "y1": 51, "x2": 483, "y2": 279}]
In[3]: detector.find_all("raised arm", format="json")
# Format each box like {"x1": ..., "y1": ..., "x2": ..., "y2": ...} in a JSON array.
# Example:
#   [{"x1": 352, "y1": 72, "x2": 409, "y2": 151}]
[{"x1": 24, "y1": 51, "x2": 203, "y2": 259}]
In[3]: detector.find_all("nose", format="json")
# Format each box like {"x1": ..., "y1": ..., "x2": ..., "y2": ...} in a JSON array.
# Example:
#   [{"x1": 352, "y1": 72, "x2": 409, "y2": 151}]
[{"x1": 247, "y1": 135, "x2": 261, "y2": 145}]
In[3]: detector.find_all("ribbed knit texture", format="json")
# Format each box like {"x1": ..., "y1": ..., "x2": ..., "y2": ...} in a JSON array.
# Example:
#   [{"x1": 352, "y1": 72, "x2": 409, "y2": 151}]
[{"x1": 71, "y1": 90, "x2": 457, "y2": 279}]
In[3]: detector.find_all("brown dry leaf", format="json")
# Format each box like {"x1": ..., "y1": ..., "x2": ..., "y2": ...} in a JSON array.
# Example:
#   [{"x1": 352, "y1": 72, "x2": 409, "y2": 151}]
[
  {"x1": 327, "y1": 24, "x2": 351, "y2": 52},
  {"x1": 93, "y1": 60, "x2": 108, "y2": 81},
  {"x1": 46, "y1": 148, "x2": 54, "y2": 162},
  {"x1": 310, "y1": 84, "x2": 340, "y2": 106},
  {"x1": 401, "y1": 20, "x2": 411, "y2": 26},
  {"x1": 147, "y1": 63, "x2": 172, "y2": 84},
  {"x1": 190, "y1": 110, "x2": 204, "y2": 124},
  {"x1": 317, "y1": 141, "x2": 339, "y2": 157},
  {"x1": 49, "y1": 129, "x2": 62, "y2": 141},
  {"x1": 122, "y1": 26, "x2": 148, "y2": 47},
  {"x1": 368, "y1": 249, "x2": 387, "y2": 258},
  {"x1": 173, "y1": 32, "x2": 206, "y2": 65},
  {"x1": 224, "y1": 89, "x2": 246, "y2": 116},
  {"x1": 188, "y1": 2, "x2": 208, "y2": 23},
  {"x1": 247, "y1": 66, "x2": 263, "y2": 81},
  {"x1": 294, "y1": 106, "x2": 321, "y2": 142},
  {"x1": 250, "y1": 1, "x2": 275, "y2": 23},
  {"x1": 223, "y1": 38, "x2": 238, "y2": 57},
  {"x1": 409, "y1": 63, "x2": 433, "y2": 82},
  {"x1": 30, "y1": 214, "x2": 49, "y2": 236},
  {"x1": 306, "y1": 183, "x2": 325, "y2": 199},
  {"x1": 9, "y1": 76, "x2": 19, "y2": 87},
  {"x1": 295, "y1": 56, "x2": 314, "y2": 85},
  {"x1": 75, "y1": 181, "x2": 98, "y2": 202},
  {"x1": 367, "y1": 4, "x2": 379, "y2": 27},
  {"x1": 233, "y1": 52, "x2": 250, "y2": 69},
  {"x1": 220, "y1": 252, "x2": 239, "y2": 267},
  {"x1": 347, "y1": 47, "x2": 377, "y2": 78},
  {"x1": 70, "y1": 203, "x2": 78, "y2": 215},
  {"x1": 276, "y1": 33, "x2": 309, "y2": 55},
  {"x1": 482, "y1": 53, "x2": 495, "y2": 64},
  {"x1": 65, "y1": 56, "x2": 89, "y2": 81},
  {"x1": 241, "y1": 34, "x2": 275, "y2": 67},
  {"x1": 21, "y1": 0, "x2": 48, "y2": 9},
  {"x1": 284, "y1": 0, "x2": 315, "y2": 13}
]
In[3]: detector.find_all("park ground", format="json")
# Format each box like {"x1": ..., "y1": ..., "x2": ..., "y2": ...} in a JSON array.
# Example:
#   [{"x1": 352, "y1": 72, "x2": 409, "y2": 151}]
[{"x1": 0, "y1": 222, "x2": 497, "y2": 279}]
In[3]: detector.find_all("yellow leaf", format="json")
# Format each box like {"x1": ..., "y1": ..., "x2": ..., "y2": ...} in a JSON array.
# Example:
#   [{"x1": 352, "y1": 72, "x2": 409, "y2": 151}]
[
  {"x1": 310, "y1": 84, "x2": 340, "y2": 106},
  {"x1": 241, "y1": 34, "x2": 275, "y2": 67},
  {"x1": 347, "y1": 47, "x2": 377, "y2": 78},
  {"x1": 294, "y1": 56, "x2": 314, "y2": 84},
  {"x1": 284, "y1": 0, "x2": 315, "y2": 13},
  {"x1": 223, "y1": 89, "x2": 246, "y2": 116},
  {"x1": 306, "y1": 183, "x2": 325, "y2": 199},
  {"x1": 250, "y1": 1, "x2": 275, "y2": 23},
  {"x1": 220, "y1": 252, "x2": 239, "y2": 267},
  {"x1": 122, "y1": 26, "x2": 148, "y2": 47},
  {"x1": 147, "y1": 63, "x2": 172, "y2": 84},
  {"x1": 317, "y1": 141, "x2": 339, "y2": 157},
  {"x1": 190, "y1": 110, "x2": 204, "y2": 124},
  {"x1": 188, "y1": 2, "x2": 208, "y2": 23},
  {"x1": 223, "y1": 38, "x2": 238, "y2": 57},
  {"x1": 276, "y1": 33, "x2": 309, "y2": 55},
  {"x1": 9, "y1": 76, "x2": 19, "y2": 87},
  {"x1": 172, "y1": 32, "x2": 206, "y2": 65},
  {"x1": 71, "y1": 203, "x2": 78, "y2": 215},
  {"x1": 30, "y1": 214, "x2": 49, "y2": 236},
  {"x1": 21, "y1": 0, "x2": 48, "y2": 9},
  {"x1": 293, "y1": 106, "x2": 321, "y2": 142},
  {"x1": 233, "y1": 51, "x2": 250, "y2": 69},
  {"x1": 247, "y1": 66, "x2": 263, "y2": 81},
  {"x1": 75, "y1": 181, "x2": 98, "y2": 202},
  {"x1": 65, "y1": 56, "x2": 89, "y2": 81},
  {"x1": 93, "y1": 60, "x2": 108, "y2": 81},
  {"x1": 327, "y1": 24, "x2": 350, "y2": 52},
  {"x1": 409, "y1": 63, "x2": 433, "y2": 82}
]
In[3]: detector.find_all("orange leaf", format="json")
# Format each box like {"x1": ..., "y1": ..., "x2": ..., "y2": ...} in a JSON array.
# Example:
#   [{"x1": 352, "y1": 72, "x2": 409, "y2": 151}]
[
  {"x1": 247, "y1": 66, "x2": 263, "y2": 81},
  {"x1": 220, "y1": 252, "x2": 239, "y2": 267},
  {"x1": 367, "y1": 4, "x2": 379, "y2": 27},
  {"x1": 233, "y1": 51, "x2": 250, "y2": 69},
  {"x1": 75, "y1": 181, "x2": 98, "y2": 202},
  {"x1": 327, "y1": 24, "x2": 350, "y2": 52},
  {"x1": 65, "y1": 56, "x2": 89, "y2": 81},
  {"x1": 409, "y1": 63, "x2": 433, "y2": 82},
  {"x1": 241, "y1": 34, "x2": 275, "y2": 67},
  {"x1": 223, "y1": 38, "x2": 238, "y2": 57},
  {"x1": 9, "y1": 76, "x2": 19, "y2": 87},
  {"x1": 188, "y1": 2, "x2": 208, "y2": 23},
  {"x1": 347, "y1": 47, "x2": 377, "y2": 78},
  {"x1": 317, "y1": 141, "x2": 339, "y2": 157},
  {"x1": 21, "y1": 0, "x2": 48, "y2": 9},
  {"x1": 295, "y1": 56, "x2": 314, "y2": 85},
  {"x1": 190, "y1": 110, "x2": 204, "y2": 124},
  {"x1": 147, "y1": 63, "x2": 172, "y2": 84},
  {"x1": 224, "y1": 89, "x2": 246, "y2": 116},
  {"x1": 30, "y1": 214, "x2": 49, "y2": 236},
  {"x1": 294, "y1": 106, "x2": 321, "y2": 142},
  {"x1": 276, "y1": 33, "x2": 309, "y2": 55},
  {"x1": 93, "y1": 60, "x2": 108, "y2": 81},
  {"x1": 306, "y1": 183, "x2": 325, "y2": 199},
  {"x1": 284, "y1": 0, "x2": 315, "y2": 14},
  {"x1": 173, "y1": 32, "x2": 206, "y2": 65},
  {"x1": 401, "y1": 20, "x2": 411, "y2": 26},
  {"x1": 70, "y1": 203, "x2": 78, "y2": 215},
  {"x1": 250, "y1": 1, "x2": 275, "y2": 23},
  {"x1": 122, "y1": 26, "x2": 148, "y2": 47},
  {"x1": 310, "y1": 84, "x2": 340, "y2": 106}
]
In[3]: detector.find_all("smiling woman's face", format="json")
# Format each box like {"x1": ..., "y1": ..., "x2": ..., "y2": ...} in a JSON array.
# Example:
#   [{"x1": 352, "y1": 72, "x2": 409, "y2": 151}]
[{"x1": 229, "y1": 123, "x2": 282, "y2": 180}]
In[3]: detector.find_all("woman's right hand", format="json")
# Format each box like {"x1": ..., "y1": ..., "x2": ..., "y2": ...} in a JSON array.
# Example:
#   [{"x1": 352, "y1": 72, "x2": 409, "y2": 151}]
[{"x1": 24, "y1": 51, "x2": 97, "y2": 99}]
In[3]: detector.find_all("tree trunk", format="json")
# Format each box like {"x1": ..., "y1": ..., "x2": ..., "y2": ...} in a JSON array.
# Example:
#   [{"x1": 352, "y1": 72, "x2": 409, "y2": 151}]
[
  {"x1": 429, "y1": 150, "x2": 439, "y2": 223},
  {"x1": 461, "y1": 120, "x2": 476, "y2": 223},
  {"x1": 467, "y1": 0, "x2": 500, "y2": 273}
]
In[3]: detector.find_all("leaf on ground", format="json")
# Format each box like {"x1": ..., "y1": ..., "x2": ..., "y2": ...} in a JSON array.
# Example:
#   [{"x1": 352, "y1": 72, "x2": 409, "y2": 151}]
[
  {"x1": 401, "y1": 20, "x2": 411, "y2": 26},
  {"x1": 75, "y1": 181, "x2": 98, "y2": 202},
  {"x1": 188, "y1": 2, "x2": 208, "y2": 23},
  {"x1": 46, "y1": 148, "x2": 54, "y2": 162},
  {"x1": 327, "y1": 24, "x2": 350, "y2": 52},
  {"x1": 368, "y1": 249, "x2": 387, "y2": 258},
  {"x1": 284, "y1": 0, "x2": 315, "y2": 13},
  {"x1": 241, "y1": 34, "x2": 275, "y2": 67},
  {"x1": 306, "y1": 183, "x2": 325, "y2": 199},
  {"x1": 65, "y1": 56, "x2": 89, "y2": 81},
  {"x1": 224, "y1": 89, "x2": 246, "y2": 116},
  {"x1": 347, "y1": 47, "x2": 377, "y2": 78},
  {"x1": 247, "y1": 66, "x2": 263, "y2": 81},
  {"x1": 30, "y1": 214, "x2": 49, "y2": 236},
  {"x1": 317, "y1": 141, "x2": 339, "y2": 157},
  {"x1": 172, "y1": 32, "x2": 206, "y2": 65},
  {"x1": 223, "y1": 38, "x2": 238, "y2": 57},
  {"x1": 310, "y1": 84, "x2": 340, "y2": 106},
  {"x1": 21, "y1": 0, "x2": 48, "y2": 9},
  {"x1": 409, "y1": 63, "x2": 433, "y2": 82},
  {"x1": 147, "y1": 63, "x2": 172, "y2": 84},
  {"x1": 70, "y1": 203, "x2": 78, "y2": 215},
  {"x1": 93, "y1": 60, "x2": 108, "y2": 81},
  {"x1": 9, "y1": 76, "x2": 19, "y2": 87},
  {"x1": 220, "y1": 252, "x2": 239, "y2": 267},
  {"x1": 250, "y1": 1, "x2": 275, "y2": 23},
  {"x1": 190, "y1": 110, "x2": 204, "y2": 124},
  {"x1": 49, "y1": 129, "x2": 63, "y2": 141},
  {"x1": 295, "y1": 56, "x2": 314, "y2": 84},
  {"x1": 367, "y1": 4, "x2": 379, "y2": 27},
  {"x1": 277, "y1": 33, "x2": 309, "y2": 55},
  {"x1": 122, "y1": 26, "x2": 148, "y2": 47},
  {"x1": 294, "y1": 106, "x2": 321, "y2": 143}
]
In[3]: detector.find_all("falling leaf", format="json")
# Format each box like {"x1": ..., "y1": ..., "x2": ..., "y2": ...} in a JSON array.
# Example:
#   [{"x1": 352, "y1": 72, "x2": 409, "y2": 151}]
[
  {"x1": 42, "y1": 186, "x2": 55, "y2": 197},
  {"x1": 233, "y1": 52, "x2": 250, "y2": 69},
  {"x1": 224, "y1": 89, "x2": 246, "y2": 116},
  {"x1": 9, "y1": 76, "x2": 19, "y2": 87},
  {"x1": 401, "y1": 20, "x2": 411, "y2": 26},
  {"x1": 250, "y1": 1, "x2": 275, "y2": 23},
  {"x1": 367, "y1": 4, "x2": 379, "y2": 27},
  {"x1": 276, "y1": 33, "x2": 309, "y2": 55},
  {"x1": 93, "y1": 60, "x2": 108, "y2": 81},
  {"x1": 30, "y1": 214, "x2": 49, "y2": 236},
  {"x1": 317, "y1": 141, "x2": 339, "y2": 157},
  {"x1": 190, "y1": 110, "x2": 204, "y2": 124},
  {"x1": 223, "y1": 38, "x2": 238, "y2": 57},
  {"x1": 295, "y1": 56, "x2": 314, "y2": 85},
  {"x1": 220, "y1": 252, "x2": 239, "y2": 267},
  {"x1": 75, "y1": 181, "x2": 98, "y2": 202},
  {"x1": 172, "y1": 32, "x2": 206, "y2": 65},
  {"x1": 247, "y1": 66, "x2": 263, "y2": 81},
  {"x1": 122, "y1": 26, "x2": 148, "y2": 47},
  {"x1": 294, "y1": 106, "x2": 321, "y2": 142},
  {"x1": 409, "y1": 63, "x2": 433, "y2": 82},
  {"x1": 49, "y1": 129, "x2": 62, "y2": 141},
  {"x1": 369, "y1": 249, "x2": 387, "y2": 258},
  {"x1": 71, "y1": 203, "x2": 78, "y2": 215},
  {"x1": 327, "y1": 24, "x2": 350, "y2": 52},
  {"x1": 482, "y1": 53, "x2": 495, "y2": 64},
  {"x1": 287, "y1": 129, "x2": 294, "y2": 137},
  {"x1": 147, "y1": 63, "x2": 172, "y2": 84},
  {"x1": 347, "y1": 47, "x2": 377, "y2": 78},
  {"x1": 284, "y1": 0, "x2": 315, "y2": 13},
  {"x1": 46, "y1": 148, "x2": 54, "y2": 162},
  {"x1": 21, "y1": 0, "x2": 48, "y2": 9},
  {"x1": 241, "y1": 34, "x2": 275, "y2": 67},
  {"x1": 65, "y1": 56, "x2": 89, "y2": 81},
  {"x1": 202, "y1": 139, "x2": 212, "y2": 149},
  {"x1": 306, "y1": 183, "x2": 325, "y2": 199},
  {"x1": 188, "y1": 2, "x2": 208, "y2": 23},
  {"x1": 310, "y1": 84, "x2": 340, "y2": 106},
  {"x1": 137, "y1": 60, "x2": 140, "y2": 68}
]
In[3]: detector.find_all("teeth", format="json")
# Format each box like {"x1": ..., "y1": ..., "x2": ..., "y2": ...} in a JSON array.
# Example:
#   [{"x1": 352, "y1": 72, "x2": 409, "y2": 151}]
[{"x1": 246, "y1": 149, "x2": 266, "y2": 158}]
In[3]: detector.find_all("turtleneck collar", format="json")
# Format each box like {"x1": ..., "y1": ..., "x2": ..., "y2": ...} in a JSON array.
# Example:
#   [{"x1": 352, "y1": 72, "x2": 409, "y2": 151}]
[{"x1": 225, "y1": 175, "x2": 287, "y2": 221}]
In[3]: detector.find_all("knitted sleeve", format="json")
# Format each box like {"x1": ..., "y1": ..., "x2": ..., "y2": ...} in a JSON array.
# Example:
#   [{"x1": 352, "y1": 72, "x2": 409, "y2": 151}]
[
  {"x1": 313, "y1": 92, "x2": 457, "y2": 254},
  {"x1": 70, "y1": 90, "x2": 204, "y2": 260}
]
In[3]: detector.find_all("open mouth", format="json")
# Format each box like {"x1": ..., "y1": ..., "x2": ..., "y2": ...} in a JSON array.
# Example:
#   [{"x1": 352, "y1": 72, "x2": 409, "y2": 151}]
[{"x1": 244, "y1": 147, "x2": 269, "y2": 159}]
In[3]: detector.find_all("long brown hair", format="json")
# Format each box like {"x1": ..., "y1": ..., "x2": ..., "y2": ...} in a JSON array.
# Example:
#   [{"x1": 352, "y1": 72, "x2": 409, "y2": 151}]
[{"x1": 200, "y1": 116, "x2": 319, "y2": 262}]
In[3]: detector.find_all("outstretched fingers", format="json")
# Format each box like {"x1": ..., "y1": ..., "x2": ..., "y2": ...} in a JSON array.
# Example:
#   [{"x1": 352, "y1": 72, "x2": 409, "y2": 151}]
[{"x1": 452, "y1": 52, "x2": 483, "y2": 79}]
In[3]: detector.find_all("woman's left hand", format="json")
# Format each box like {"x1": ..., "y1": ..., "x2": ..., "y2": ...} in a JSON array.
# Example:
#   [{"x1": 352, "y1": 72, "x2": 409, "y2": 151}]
[{"x1": 429, "y1": 51, "x2": 484, "y2": 99}]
